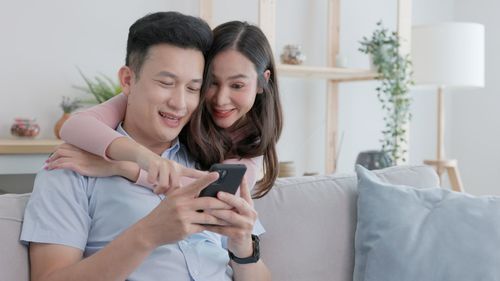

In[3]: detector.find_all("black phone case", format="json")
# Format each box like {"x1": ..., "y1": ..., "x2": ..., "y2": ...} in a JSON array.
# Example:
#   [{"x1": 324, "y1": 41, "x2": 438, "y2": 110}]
[{"x1": 199, "y1": 164, "x2": 247, "y2": 197}]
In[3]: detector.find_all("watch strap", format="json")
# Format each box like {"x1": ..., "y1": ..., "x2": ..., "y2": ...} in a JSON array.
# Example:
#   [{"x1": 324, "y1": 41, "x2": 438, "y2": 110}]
[{"x1": 228, "y1": 234, "x2": 260, "y2": 264}]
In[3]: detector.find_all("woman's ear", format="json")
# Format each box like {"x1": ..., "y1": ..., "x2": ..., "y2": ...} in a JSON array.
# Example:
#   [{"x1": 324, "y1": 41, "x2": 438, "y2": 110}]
[
  {"x1": 257, "y1": 69, "x2": 272, "y2": 94},
  {"x1": 118, "y1": 66, "x2": 134, "y2": 96},
  {"x1": 263, "y1": 69, "x2": 271, "y2": 82}
]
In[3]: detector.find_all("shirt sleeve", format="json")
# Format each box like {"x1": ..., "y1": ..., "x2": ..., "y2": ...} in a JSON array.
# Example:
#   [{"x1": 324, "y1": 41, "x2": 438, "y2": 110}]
[
  {"x1": 20, "y1": 169, "x2": 92, "y2": 251},
  {"x1": 60, "y1": 93, "x2": 128, "y2": 159}
]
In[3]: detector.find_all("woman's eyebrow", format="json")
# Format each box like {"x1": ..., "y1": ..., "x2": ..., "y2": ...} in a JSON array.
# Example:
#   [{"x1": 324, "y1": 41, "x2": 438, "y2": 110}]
[
  {"x1": 228, "y1": 74, "x2": 249, "y2": 80},
  {"x1": 212, "y1": 73, "x2": 249, "y2": 80}
]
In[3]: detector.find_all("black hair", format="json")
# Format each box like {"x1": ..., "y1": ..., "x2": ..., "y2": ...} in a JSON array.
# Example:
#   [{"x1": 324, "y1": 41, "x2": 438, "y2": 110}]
[{"x1": 125, "y1": 11, "x2": 212, "y2": 78}]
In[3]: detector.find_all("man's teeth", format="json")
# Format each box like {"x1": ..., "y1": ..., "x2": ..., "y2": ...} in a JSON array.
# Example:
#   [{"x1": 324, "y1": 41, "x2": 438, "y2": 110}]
[{"x1": 159, "y1": 111, "x2": 180, "y2": 120}]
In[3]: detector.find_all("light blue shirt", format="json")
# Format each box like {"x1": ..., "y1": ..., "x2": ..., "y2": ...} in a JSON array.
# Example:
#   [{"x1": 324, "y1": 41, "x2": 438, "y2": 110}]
[{"x1": 21, "y1": 124, "x2": 264, "y2": 281}]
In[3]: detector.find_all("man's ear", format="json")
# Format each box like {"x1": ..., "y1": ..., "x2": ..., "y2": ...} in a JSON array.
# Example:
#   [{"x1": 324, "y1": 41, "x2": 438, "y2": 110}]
[
  {"x1": 257, "y1": 69, "x2": 271, "y2": 94},
  {"x1": 118, "y1": 66, "x2": 134, "y2": 96}
]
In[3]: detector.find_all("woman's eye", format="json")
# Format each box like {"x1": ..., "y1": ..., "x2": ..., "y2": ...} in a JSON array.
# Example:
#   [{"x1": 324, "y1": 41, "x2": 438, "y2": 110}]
[
  {"x1": 231, "y1": 83, "x2": 244, "y2": 89},
  {"x1": 210, "y1": 82, "x2": 219, "y2": 87}
]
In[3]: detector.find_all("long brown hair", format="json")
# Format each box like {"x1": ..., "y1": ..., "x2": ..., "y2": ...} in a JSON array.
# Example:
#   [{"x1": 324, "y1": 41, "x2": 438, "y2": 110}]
[{"x1": 186, "y1": 21, "x2": 283, "y2": 198}]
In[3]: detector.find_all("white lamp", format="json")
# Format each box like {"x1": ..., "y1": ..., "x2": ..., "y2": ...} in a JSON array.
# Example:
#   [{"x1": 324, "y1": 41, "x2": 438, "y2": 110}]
[{"x1": 412, "y1": 22, "x2": 485, "y2": 191}]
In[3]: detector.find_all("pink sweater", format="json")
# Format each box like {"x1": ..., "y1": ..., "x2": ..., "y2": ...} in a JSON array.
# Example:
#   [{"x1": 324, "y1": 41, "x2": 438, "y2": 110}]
[{"x1": 59, "y1": 93, "x2": 262, "y2": 190}]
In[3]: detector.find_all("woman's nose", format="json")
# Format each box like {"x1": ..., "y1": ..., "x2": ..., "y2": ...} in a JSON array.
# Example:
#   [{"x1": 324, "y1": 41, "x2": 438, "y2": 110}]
[{"x1": 214, "y1": 86, "x2": 230, "y2": 105}]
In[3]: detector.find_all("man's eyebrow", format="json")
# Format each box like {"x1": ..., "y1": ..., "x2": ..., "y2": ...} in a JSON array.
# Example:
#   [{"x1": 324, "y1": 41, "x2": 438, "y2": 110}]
[
  {"x1": 156, "y1": 71, "x2": 202, "y2": 83},
  {"x1": 156, "y1": 71, "x2": 177, "y2": 78}
]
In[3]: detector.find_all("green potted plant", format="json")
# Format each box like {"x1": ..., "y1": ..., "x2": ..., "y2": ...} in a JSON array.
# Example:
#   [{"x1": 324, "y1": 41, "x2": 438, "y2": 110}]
[
  {"x1": 359, "y1": 21, "x2": 414, "y2": 164},
  {"x1": 60, "y1": 96, "x2": 82, "y2": 114},
  {"x1": 74, "y1": 68, "x2": 122, "y2": 104}
]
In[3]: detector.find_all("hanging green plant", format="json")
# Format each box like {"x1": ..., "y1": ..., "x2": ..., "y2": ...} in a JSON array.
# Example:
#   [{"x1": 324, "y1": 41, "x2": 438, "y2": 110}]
[{"x1": 359, "y1": 21, "x2": 414, "y2": 163}]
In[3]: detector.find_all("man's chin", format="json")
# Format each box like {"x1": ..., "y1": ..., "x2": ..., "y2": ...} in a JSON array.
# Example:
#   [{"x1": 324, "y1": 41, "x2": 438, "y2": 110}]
[{"x1": 157, "y1": 130, "x2": 181, "y2": 143}]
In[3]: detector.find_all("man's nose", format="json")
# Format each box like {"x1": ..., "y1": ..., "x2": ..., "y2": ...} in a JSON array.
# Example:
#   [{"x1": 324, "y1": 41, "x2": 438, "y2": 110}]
[{"x1": 167, "y1": 88, "x2": 187, "y2": 110}]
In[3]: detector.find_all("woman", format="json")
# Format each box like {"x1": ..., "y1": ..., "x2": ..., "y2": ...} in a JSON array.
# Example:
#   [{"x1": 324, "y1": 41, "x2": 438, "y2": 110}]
[{"x1": 50, "y1": 21, "x2": 282, "y2": 199}]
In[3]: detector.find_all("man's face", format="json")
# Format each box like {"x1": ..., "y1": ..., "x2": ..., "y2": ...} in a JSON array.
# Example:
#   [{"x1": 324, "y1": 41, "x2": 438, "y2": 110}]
[{"x1": 121, "y1": 44, "x2": 204, "y2": 151}]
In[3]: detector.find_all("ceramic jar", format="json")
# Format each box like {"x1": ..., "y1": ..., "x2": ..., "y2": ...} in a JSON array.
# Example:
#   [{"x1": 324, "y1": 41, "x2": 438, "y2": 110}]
[
  {"x1": 280, "y1": 44, "x2": 306, "y2": 65},
  {"x1": 11, "y1": 118, "x2": 40, "y2": 138},
  {"x1": 54, "y1": 113, "x2": 71, "y2": 139},
  {"x1": 278, "y1": 161, "x2": 296, "y2": 177}
]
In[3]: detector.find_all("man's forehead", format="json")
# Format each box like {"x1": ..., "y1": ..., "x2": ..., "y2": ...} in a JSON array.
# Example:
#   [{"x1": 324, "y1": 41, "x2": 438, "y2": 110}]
[
  {"x1": 155, "y1": 70, "x2": 203, "y2": 83},
  {"x1": 142, "y1": 44, "x2": 204, "y2": 80}
]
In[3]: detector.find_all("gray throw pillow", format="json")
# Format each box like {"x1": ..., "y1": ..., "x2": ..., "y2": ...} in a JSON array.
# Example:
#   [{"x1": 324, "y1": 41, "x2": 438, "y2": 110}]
[{"x1": 354, "y1": 165, "x2": 500, "y2": 281}]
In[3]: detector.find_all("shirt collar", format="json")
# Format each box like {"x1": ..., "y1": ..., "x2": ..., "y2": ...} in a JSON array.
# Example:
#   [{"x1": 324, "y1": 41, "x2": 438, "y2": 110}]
[{"x1": 116, "y1": 122, "x2": 181, "y2": 157}]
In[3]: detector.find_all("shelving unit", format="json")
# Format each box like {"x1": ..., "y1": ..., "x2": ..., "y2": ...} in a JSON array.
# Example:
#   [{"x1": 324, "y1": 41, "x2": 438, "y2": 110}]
[
  {"x1": 199, "y1": 0, "x2": 411, "y2": 174},
  {"x1": 276, "y1": 65, "x2": 377, "y2": 82},
  {"x1": 0, "y1": 139, "x2": 63, "y2": 154}
]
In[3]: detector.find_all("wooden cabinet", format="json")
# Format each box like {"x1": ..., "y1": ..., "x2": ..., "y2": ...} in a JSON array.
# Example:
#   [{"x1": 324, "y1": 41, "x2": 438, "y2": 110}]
[{"x1": 200, "y1": 0, "x2": 411, "y2": 174}]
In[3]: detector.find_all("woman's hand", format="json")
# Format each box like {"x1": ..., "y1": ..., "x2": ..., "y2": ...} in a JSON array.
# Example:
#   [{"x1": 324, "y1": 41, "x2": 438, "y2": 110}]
[
  {"x1": 133, "y1": 146, "x2": 207, "y2": 194},
  {"x1": 202, "y1": 177, "x2": 258, "y2": 258},
  {"x1": 45, "y1": 143, "x2": 139, "y2": 180}
]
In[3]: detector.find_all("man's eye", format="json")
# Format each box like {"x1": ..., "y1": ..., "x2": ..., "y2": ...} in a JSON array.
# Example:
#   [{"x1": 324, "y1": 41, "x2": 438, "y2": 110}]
[
  {"x1": 188, "y1": 87, "x2": 200, "y2": 92},
  {"x1": 159, "y1": 81, "x2": 174, "y2": 87}
]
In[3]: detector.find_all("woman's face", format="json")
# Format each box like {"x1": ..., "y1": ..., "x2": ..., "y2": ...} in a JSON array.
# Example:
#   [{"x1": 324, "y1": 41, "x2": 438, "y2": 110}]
[{"x1": 205, "y1": 49, "x2": 261, "y2": 129}]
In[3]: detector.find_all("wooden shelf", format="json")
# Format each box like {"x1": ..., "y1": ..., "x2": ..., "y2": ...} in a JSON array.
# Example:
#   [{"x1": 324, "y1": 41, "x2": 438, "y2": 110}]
[
  {"x1": 199, "y1": 0, "x2": 410, "y2": 174},
  {"x1": 0, "y1": 139, "x2": 63, "y2": 154},
  {"x1": 277, "y1": 64, "x2": 378, "y2": 82}
]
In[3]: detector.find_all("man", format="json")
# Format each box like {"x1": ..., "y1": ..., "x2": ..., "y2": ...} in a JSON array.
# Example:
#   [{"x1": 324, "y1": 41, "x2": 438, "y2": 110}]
[{"x1": 21, "y1": 12, "x2": 270, "y2": 281}]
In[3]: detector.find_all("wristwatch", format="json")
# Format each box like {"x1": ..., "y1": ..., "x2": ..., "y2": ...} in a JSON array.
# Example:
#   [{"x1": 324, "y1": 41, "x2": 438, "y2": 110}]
[{"x1": 228, "y1": 234, "x2": 260, "y2": 264}]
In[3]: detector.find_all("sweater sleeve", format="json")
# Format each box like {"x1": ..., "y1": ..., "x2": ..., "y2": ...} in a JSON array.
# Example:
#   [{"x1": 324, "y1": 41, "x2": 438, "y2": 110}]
[
  {"x1": 222, "y1": 156, "x2": 263, "y2": 192},
  {"x1": 60, "y1": 93, "x2": 128, "y2": 158},
  {"x1": 135, "y1": 169, "x2": 155, "y2": 190}
]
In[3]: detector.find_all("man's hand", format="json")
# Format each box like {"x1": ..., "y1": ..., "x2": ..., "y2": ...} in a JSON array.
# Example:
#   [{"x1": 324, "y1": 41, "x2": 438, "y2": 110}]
[
  {"x1": 137, "y1": 172, "x2": 232, "y2": 248},
  {"x1": 202, "y1": 176, "x2": 258, "y2": 258}
]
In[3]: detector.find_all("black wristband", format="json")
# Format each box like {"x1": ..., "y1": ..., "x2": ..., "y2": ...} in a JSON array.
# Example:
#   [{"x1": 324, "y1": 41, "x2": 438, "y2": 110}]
[{"x1": 228, "y1": 234, "x2": 260, "y2": 264}]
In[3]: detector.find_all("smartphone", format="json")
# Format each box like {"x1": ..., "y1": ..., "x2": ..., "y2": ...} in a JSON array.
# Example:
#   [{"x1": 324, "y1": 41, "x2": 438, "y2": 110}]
[{"x1": 199, "y1": 164, "x2": 247, "y2": 197}]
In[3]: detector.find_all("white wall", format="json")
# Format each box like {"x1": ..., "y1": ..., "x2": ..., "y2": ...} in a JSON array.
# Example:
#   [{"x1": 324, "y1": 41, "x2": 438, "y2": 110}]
[
  {"x1": 6, "y1": 0, "x2": 489, "y2": 193},
  {"x1": 0, "y1": 0, "x2": 199, "y2": 138},
  {"x1": 451, "y1": 0, "x2": 500, "y2": 196}
]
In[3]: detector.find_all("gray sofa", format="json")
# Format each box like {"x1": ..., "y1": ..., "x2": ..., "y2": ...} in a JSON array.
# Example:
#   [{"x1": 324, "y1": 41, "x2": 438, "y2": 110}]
[{"x1": 0, "y1": 165, "x2": 438, "y2": 281}]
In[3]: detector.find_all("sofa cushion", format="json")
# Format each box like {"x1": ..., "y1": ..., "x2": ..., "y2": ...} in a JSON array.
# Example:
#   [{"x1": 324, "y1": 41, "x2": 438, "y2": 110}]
[
  {"x1": 0, "y1": 193, "x2": 30, "y2": 281},
  {"x1": 353, "y1": 165, "x2": 500, "y2": 281},
  {"x1": 254, "y1": 165, "x2": 439, "y2": 281}
]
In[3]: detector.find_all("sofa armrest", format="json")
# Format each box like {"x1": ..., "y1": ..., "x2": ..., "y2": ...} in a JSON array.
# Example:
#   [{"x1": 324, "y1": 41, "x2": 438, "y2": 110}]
[{"x1": 0, "y1": 193, "x2": 31, "y2": 281}]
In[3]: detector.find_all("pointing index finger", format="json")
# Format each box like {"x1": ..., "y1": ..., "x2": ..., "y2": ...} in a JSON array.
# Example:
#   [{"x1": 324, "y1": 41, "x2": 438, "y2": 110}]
[
  {"x1": 181, "y1": 166, "x2": 209, "y2": 179},
  {"x1": 179, "y1": 172, "x2": 219, "y2": 197}
]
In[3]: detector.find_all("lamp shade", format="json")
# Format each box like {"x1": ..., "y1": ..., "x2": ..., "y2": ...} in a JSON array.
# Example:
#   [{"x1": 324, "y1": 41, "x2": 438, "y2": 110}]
[{"x1": 412, "y1": 22, "x2": 485, "y2": 88}]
